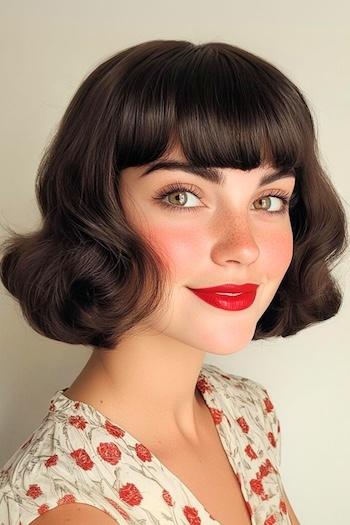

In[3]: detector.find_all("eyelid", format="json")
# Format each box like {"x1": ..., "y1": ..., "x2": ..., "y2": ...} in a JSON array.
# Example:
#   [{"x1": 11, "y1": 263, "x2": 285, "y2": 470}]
[{"x1": 153, "y1": 181, "x2": 203, "y2": 199}]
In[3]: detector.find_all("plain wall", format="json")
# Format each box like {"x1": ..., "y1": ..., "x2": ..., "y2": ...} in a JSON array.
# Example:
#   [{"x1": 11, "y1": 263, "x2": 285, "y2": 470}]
[{"x1": 0, "y1": 2, "x2": 349, "y2": 524}]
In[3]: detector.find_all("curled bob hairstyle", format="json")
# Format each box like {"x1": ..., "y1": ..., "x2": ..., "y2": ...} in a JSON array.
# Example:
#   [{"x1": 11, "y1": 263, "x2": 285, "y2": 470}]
[{"x1": 1, "y1": 39, "x2": 348, "y2": 350}]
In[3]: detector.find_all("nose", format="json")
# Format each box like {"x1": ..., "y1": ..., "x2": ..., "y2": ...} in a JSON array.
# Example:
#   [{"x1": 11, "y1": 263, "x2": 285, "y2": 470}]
[{"x1": 210, "y1": 215, "x2": 260, "y2": 266}]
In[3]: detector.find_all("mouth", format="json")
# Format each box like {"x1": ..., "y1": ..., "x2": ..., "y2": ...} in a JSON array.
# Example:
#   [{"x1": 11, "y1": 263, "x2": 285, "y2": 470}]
[{"x1": 187, "y1": 286, "x2": 258, "y2": 311}]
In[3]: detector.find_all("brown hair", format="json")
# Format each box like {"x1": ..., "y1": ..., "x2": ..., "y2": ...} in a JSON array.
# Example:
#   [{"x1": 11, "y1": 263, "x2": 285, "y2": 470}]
[{"x1": 1, "y1": 39, "x2": 348, "y2": 349}]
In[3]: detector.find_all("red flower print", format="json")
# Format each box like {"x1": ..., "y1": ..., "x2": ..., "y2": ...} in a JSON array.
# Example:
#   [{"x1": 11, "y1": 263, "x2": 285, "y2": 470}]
[
  {"x1": 135, "y1": 443, "x2": 152, "y2": 462},
  {"x1": 277, "y1": 420, "x2": 281, "y2": 433},
  {"x1": 237, "y1": 416, "x2": 250, "y2": 433},
  {"x1": 280, "y1": 499, "x2": 287, "y2": 514},
  {"x1": 105, "y1": 497, "x2": 118, "y2": 509},
  {"x1": 97, "y1": 442, "x2": 121, "y2": 465},
  {"x1": 117, "y1": 507, "x2": 130, "y2": 519},
  {"x1": 38, "y1": 504, "x2": 50, "y2": 515},
  {"x1": 268, "y1": 431, "x2": 277, "y2": 447},
  {"x1": 245, "y1": 444, "x2": 258, "y2": 460},
  {"x1": 119, "y1": 482, "x2": 143, "y2": 506},
  {"x1": 104, "y1": 498, "x2": 130, "y2": 519},
  {"x1": 74, "y1": 401, "x2": 80, "y2": 409},
  {"x1": 45, "y1": 454, "x2": 58, "y2": 468},
  {"x1": 250, "y1": 478, "x2": 264, "y2": 495},
  {"x1": 162, "y1": 489, "x2": 174, "y2": 506},
  {"x1": 196, "y1": 377, "x2": 213, "y2": 394},
  {"x1": 263, "y1": 397, "x2": 274, "y2": 413},
  {"x1": 105, "y1": 419, "x2": 125, "y2": 438},
  {"x1": 257, "y1": 458, "x2": 275, "y2": 479},
  {"x1": 250, "y1": 478, "x2": 268, "y2": 500},
  {"x1": 58, "y1": 494, "x2": 76, "y2": 505},
  {"x1": 68, "y1": 415, "x2": 87, "y2": 430},
  {"x1": 70, "y1": 448, "x2": 94, "y2": 470},
  {"x1": 48, "y1": 402, "x2": 56, "y2": 412},
  {"x1": 264, "y1": 514, "x2": 276, "y2": 525},
  {"x1": 183, "y1": 505, "x2": 201, "y2": 524},
  {"x1": 209, "y1": 407, "x2": 223, "y2": 425},
  {"x1": 26, "y1": 484, "x2": 43, "y2": 499}
]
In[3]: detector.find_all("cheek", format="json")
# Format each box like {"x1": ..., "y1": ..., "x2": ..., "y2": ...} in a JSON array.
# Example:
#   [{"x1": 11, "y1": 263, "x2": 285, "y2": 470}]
[
  {"x1": 262, "y1": 227, "x2": 294, "y2": 276},
  {"x1": 147, "y1": 224, "x2": 201, "y2": 279}
]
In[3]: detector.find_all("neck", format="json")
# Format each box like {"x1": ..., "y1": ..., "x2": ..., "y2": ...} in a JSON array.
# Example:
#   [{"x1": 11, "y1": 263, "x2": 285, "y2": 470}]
[{"x1": 65, "y1": 332, "x2": 209, "y2": 446}]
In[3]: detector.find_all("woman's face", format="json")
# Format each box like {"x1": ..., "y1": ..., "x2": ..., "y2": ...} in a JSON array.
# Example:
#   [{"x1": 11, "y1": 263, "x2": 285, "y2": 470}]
[{"x1": 119, "y1": 146, "x2": 296, "y2": 355}]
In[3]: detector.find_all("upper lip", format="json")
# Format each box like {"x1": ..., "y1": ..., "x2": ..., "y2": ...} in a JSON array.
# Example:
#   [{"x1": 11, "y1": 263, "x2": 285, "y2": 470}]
[{"x1": 188, "y1": 283, "x2": 259, "y2": 293}]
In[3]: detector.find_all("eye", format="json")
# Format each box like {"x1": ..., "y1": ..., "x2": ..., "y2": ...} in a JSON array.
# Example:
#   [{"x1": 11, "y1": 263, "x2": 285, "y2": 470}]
[
  {"x1": 152, "y1": 183, "x2": 294, "y2": 216},
  {"x1": 152, "y1": 183, "x2": 203, "y2": 214},
  {"x1": 251, "y1": 193, "x2": 290, "y2": 215}
]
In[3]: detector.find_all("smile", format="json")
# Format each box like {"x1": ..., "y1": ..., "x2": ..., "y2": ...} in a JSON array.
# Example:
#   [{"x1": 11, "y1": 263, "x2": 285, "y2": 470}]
[{"x1": 187, "y1": 288, "x2": 258, "y2": 311}]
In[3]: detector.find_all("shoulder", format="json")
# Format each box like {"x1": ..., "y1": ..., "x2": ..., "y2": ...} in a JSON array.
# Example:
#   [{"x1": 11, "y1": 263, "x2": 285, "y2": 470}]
[
  {"x1": 202, "y1": 362, "x2": 276, "y2": 410},
  {"x1": 201, "y1": 363, "x2": 281, "y2": 462},
  {"x1": 0, "y1": 466, "x2": 129, "y2": 525},
  {"x1": 0, "y1": 413, "x2": 127, "y2": 525}
]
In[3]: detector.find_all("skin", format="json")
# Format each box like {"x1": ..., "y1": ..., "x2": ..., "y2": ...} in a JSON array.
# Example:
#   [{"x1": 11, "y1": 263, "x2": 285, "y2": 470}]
[{"x1": 65, "y1": 144, "x2": 296, "y2": 451}]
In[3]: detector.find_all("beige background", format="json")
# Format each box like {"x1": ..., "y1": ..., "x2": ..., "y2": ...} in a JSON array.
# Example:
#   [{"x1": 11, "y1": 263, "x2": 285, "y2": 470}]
[{"x1": 1, "y1": 2, "x2": 349, "y2": 524}]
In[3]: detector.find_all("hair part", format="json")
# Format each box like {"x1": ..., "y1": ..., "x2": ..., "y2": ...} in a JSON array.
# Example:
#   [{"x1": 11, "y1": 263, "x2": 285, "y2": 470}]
[{"x1": 1, "y1": 39, "x2": 348, "y2": 349}]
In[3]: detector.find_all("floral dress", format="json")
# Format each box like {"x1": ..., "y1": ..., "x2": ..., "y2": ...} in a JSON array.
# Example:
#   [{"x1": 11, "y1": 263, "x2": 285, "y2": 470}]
[{"x1": 0, "y1": 363, "x2": 292, "y2": 525}]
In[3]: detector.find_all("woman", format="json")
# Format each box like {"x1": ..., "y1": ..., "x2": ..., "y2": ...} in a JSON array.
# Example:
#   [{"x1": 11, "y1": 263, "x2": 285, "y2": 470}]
[{"x1": 0, "y1": 39, "x2": 347, "y2": 525}]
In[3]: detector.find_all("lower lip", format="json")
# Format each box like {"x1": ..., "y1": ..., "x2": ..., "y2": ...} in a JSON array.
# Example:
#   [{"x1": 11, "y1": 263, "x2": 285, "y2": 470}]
[{"x1": 188, "y1": 289, "x2": 258, "y2": 311}]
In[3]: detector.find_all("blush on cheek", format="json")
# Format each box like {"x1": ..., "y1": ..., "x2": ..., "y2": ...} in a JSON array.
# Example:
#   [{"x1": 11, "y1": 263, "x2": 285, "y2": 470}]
[
  {"x1": 265, "y1": 230, "x2": 294, "y2": 276},
  {"x1": 147, "y1": 226, "x2": 203, "y2": 280}
]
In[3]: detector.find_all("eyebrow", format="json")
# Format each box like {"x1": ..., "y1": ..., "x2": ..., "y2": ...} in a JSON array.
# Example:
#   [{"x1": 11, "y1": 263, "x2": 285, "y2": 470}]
[{"x1": 140, "y1": 160, "x2": 295, "y2": 187}]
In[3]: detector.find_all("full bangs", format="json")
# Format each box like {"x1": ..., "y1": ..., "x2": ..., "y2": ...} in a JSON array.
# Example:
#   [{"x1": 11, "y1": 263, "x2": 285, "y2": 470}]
[{"x1": 112, "y1": 40, "x2": 313, "y2": 177}]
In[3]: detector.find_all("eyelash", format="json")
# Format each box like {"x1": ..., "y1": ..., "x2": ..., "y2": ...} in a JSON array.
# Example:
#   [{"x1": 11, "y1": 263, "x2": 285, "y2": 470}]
[{"x1": 152, "y1": 182, "x2": 294, "y2": 215}]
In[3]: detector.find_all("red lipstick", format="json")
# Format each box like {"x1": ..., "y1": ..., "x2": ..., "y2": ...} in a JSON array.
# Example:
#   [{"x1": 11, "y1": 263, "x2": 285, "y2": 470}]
[{"x1": 187, "y1": 283, "x2": 259, "y2": 311}]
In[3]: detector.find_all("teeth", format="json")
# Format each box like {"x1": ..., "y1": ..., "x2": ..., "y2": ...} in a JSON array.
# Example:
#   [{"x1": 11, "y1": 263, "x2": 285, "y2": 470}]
[{"x1": 215, "y1": 292, "x2": 243, "y2": 296}]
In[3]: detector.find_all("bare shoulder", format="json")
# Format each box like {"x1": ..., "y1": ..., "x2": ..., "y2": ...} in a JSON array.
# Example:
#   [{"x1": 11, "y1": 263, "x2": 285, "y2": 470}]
[{"x1": 29, "y1": 502, "x2": 122, "y2": 524}]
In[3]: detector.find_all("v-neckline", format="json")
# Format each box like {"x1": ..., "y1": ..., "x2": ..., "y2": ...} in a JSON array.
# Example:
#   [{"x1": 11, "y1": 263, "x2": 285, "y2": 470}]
[{"x1": 54, "y1": 363, "x2": 253, "y2": 525}]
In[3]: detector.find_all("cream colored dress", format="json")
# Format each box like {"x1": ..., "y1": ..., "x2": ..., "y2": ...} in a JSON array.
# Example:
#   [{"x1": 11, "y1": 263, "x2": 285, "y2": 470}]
[{"x1": 0, "y1": 363, "x2": 292, "y2": 525}]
